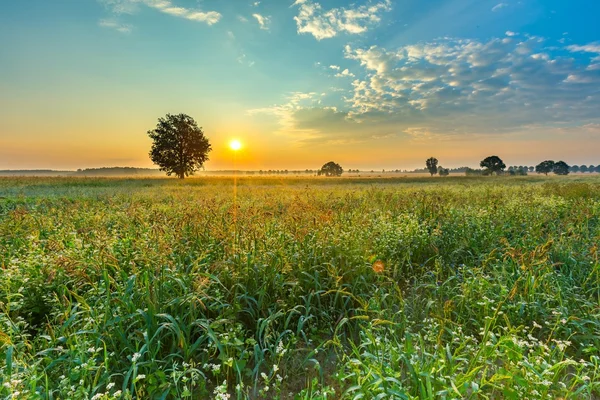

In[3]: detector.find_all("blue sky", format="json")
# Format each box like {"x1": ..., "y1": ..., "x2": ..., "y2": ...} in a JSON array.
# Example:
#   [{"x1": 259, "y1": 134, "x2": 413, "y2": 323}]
[{"x1": 1, "y1": 0, "x2": 599, "y2": 170}]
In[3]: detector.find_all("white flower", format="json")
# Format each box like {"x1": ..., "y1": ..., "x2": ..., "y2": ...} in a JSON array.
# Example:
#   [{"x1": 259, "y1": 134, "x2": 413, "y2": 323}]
[
  {"x1": 106, "y1": 382, "x2": 115, "y2": 390},
  {"x1": 132, "y1": 352, "x2": 141, "y2": 362},
  {"x1": 261, "y1": 372, "x2": 268, "y2": 381},
  {"x1": 272, "y1": 364, "x2": 279, "y2": 373},
  {"x1": 113, "y1": 390, "x2": 122, "y2": 397}
]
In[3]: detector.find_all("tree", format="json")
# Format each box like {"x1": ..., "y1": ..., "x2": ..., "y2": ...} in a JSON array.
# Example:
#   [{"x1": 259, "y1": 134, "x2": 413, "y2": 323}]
[
  {"x1": 480, "y1": 156, "x2": 506, "y2": 175},
  {"x1": 570, "y1": 165, "x2": 580, "y2": 173},
  {"x1": 426, "y1": 157, "x2": 439, "y2": 176},
  {"x1": 438, "y1": 167, "x2": 449, "y2": 176},
  {"x1": 318, "y1": 161, "x2": 343, "y2": 177},
  {"x1": 148, "y1": 114, "x2": 212, "y2": 179},
  {"x1": 553, "y1": 161, "x2": 570, "y2": 175},
  {"x1": 535, "y1": 160, "x2": 555, "y2": 175},
  {"x1": 580, "y1": 165, "x2": 588, "y2": 173}
]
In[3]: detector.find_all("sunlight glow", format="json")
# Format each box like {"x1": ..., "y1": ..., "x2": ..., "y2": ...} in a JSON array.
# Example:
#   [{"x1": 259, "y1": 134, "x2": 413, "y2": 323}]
[{"x1": 229, "y1": 139, "x2": 242, "y2": 151}]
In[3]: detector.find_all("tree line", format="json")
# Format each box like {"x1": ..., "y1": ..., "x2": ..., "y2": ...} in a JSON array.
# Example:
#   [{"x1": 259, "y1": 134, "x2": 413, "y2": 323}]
[{"x1": 146, "y1": 114, "x2": 600, "y2": 179}]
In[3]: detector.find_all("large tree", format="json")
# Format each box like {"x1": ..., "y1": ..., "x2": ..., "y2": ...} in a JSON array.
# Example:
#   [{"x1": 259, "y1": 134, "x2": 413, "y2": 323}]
[
  {"x1": 148, "y1": 114, "x2": 212, "y2": 179},
  {"x1": 480, "y1": 156, "x2": 506, "y2": 175},
  {"x1": 426, "y1": 157, "x2": 439, "y2": 176},
  {"x1": 318, "y1": 161, "x2": 343, "y2": 177},
  {"x1": 535, "y1": 160, "x2": 555, "y2": 175},
  {"x1": 553, "y1": 161, "x2": 570, "y2": 175}
]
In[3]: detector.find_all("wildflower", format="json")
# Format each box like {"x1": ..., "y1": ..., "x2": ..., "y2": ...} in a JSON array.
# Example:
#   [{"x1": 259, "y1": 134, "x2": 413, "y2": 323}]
[
  {"x1": 106, "y1": 382, "x2": 115, "y2": 390},
  {"x1": 272, "y1": 364, "x2": 279, "y2": 373},
  {"x1": 372, "y1": 260, "x2": 385, "y2": 273},
  {"x1": 132, "y1": 352, "x2": 141, "y2": 362},
  {"x1": 91, "y1": 393, "x2": 104, "y2": 400},
  {"x1": 261, "y1": 372, "x2": 268, "y2": 381},
  {"x1": 135, "y1": 374, "x2": 146, "y2": 382},
  {"x1": 113, "y1": 390, "x2": 122, "y2": 397}
]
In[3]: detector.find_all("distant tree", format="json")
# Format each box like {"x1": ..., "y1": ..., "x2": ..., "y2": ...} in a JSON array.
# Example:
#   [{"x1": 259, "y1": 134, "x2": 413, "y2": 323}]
[
  {"x1": 553, "y1": 161, "x2": 570, "y2": 175},
  {"x1": 516, "y1": 166, "x2": 528, "y2": 176},
  {"x1": 535, "y1": 160, "x2": 555, "y2": 175},
  {"x1": 480, "y1": 156, "x2": 506, "y2": 175},
  {"x1": 580, "y1": 165, "x2": 588, "y2": 173},
  {"x1": 148, "y1": 113, "x2": 211, "y2": 179},
  {"x1": 595, "y1": 165, "x2": 600, "y2": 173},
  {"x1": 570, "y1": 165, "x2": 579, "y2": 173},
  {"x1": 318, "y1": 161, "x2": 343, "y2": 177},
  {"x1": 528, "y1": 166, "x2": 534, "y2": 172},
  {"x1": 426, "y1": 157, "x2": 439, "y2": 176},
  {"x1": 438, "y1": 167, "x2": 450, "y2": 176},
  {"x1": 589, "y1": 165, "x2": 596, "y2": 173}
]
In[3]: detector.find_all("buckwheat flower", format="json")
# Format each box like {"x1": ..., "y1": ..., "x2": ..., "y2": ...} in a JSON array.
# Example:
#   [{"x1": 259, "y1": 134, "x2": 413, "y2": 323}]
[
  {"x1": 272, "y1": 364, "x2": 279, "y2": 373},
  {"x1": 533, "y1": 321, "x2": 542, "y2": 329},
  {"x1": 106, "y1": 382, "x2": 115, "y2": 390},
  {"x1": 113, "y1": 390, "x2": 122, "y2": 397},
  {"x1": 582, "y1": 376, "x2": 590, "y2": 382},
  {"x1": 132, "y1": 353, "x2": 141, "y2": 362},
  {"x1": 135, "y1": 374, "x2": 146, "y2": 382},
  {"x1": 261, "y1": 372, "x2": 268, "y2": 381},
  {"x1": 91, "y1": 393, "x2": 104, "y2": 400}
]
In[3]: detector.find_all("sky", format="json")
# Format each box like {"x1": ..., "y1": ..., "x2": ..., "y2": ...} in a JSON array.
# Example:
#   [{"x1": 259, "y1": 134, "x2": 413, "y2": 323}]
[{"x1": 1, "y1": 0, "x2": 599, "y2": 171}]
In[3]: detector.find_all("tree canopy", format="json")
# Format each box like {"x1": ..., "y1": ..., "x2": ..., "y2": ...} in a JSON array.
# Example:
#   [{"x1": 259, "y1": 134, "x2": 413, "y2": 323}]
[
  {"x1": 426, "y1": 157, "x2": 438, "y2": 176},
  {"x1": 318, "y1": 161, "x2": 343, "y2": 177},
  {"x1": 148, "y1": 114, "x2": 212, "y2": 179},
  {"x1": 553, "y1": 161, "x2": 570, "y2": 175},
  {"x1": 480, "y1": 156, "x2": 506, "y2": 175},
  {"x1": 535, "y1": 160, "x2": 555, "y2": 175}
]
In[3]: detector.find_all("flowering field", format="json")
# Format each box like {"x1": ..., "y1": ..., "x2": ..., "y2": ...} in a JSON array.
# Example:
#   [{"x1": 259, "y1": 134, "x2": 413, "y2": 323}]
[{"x1": 1, "y1": 176, "x2": 599, "y2": 399}]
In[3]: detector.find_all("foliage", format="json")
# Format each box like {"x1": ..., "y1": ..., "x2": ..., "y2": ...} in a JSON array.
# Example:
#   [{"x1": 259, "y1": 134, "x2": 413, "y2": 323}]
[
  {"x1": 536, "y1": 160, "x2": 555, "y2": 175},
  {"x1": 318, "y1": 161, "x2": 343, "y2": 177},
  {"x1": 553, "y1": 161, "x2": 570, "y2": 175},
  {"x1": 0, "y1": 176, "x2": 600, "y2": 399},
  {"x1": 438, "y1": 166, "x2": 449, "y2": 176},
  {"x1": 480, "y1": 155, "x2": 506, "y2": 175},
  {"x1": 425, "y1": 157, "x2": 438, "y2": 176},
  {"x1": 148, "y1": 114, "x2": 212, "y2": 179}
]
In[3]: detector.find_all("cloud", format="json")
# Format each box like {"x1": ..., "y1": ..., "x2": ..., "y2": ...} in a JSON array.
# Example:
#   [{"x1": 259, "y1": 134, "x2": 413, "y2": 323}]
[
  {"x1": 98, "y1": 0, "x2": 221, "y2": 26},
  {"x1": 335, "y1": 69, "x2": 355, "y2": 78},
  {"x1": 292, "y1": 0, "x2": 392, "y2": 40},
  {"x1": 329, "y1": 65, "x2": 341, "y2": 70},
  {"x1": 567, "y1": 42, "x2": 600, "y2": 54},
  {"x1": 252, "y1": 13, "x2": 271, "y2": 30},
  {"x1": 249, "y1": 34, "x2": 600, "y2": 145},
  {"x1": 491, "y1": 3, "x2": 508, "y2": 12},
  {"x1": 98, "y1": 19, "x2": 132, "y2": 33}
]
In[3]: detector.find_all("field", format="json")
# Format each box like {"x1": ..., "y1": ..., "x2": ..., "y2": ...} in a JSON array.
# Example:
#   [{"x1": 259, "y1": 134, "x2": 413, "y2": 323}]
[{"x1": 1, "y1": 176, "x2": 599, "y2": 399}]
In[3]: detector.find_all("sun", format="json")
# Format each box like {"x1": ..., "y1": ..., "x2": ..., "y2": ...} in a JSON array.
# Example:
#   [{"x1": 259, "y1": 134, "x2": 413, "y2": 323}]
[{"x1": 229, "y1": 139, "x2": 242, "y2": 151}]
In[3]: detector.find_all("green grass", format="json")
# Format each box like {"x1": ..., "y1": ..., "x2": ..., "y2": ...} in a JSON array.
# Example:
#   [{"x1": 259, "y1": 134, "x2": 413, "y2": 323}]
[{"x1": 0, "y1": 175, "x2": 599, "y2": 399}]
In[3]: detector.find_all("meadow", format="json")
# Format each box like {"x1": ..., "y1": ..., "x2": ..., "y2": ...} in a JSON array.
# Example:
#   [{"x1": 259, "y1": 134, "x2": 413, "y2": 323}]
[{"x1": 0, "y1": 175, "x2": 599, "y2": 399}]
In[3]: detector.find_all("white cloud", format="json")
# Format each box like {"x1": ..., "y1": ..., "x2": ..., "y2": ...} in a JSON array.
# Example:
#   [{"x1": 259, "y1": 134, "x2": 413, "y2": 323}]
[
  {"x1": 492, "y1": 3, "x2": 508, "y2": 12},
  {"x1": 335, "y1": 69, "x2": 355, "y2": 78},
  {"x1": 329, "y1": 65, "x2": 341, "y2": 70},
  {"x1": 505, "y1": 31, "x2": 517, "y2": 37},
  {"x1": 98, "y1": 0, "x2": 221, "y2": 26},
  {"x1": 98, "y1": 19, "x2": 132, "y2": 33},
  {"x1": 567, "y1": 42, "x2": 600, "y2": 54},
  {"x1": 252, "y1": 13, "x2": 271, "y2": 30},
  {"x1": 292, "y1": 0, "x2": 392, "y2": 40}
]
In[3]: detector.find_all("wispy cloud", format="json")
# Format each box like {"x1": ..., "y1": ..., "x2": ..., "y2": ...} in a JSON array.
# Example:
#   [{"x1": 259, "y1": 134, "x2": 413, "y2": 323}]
[
  {"x1": 292, "y1": 0, "x2": 392, "y2": 40},
  {"x1": 98, "y1": 0, "x2": 221, "y2": 26},
  {"x1": 98, "y1": 19, "x2": 132, "y2": 33},
  {"x1": 492, "y1": 3, "x2": 508, "y2": 12},
  {"x1": 329, "y1": 65, "x2": 341, "y2": 70},
  {"x1": 252, "y1": 13, "x2": 271, "y2": 30}
]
